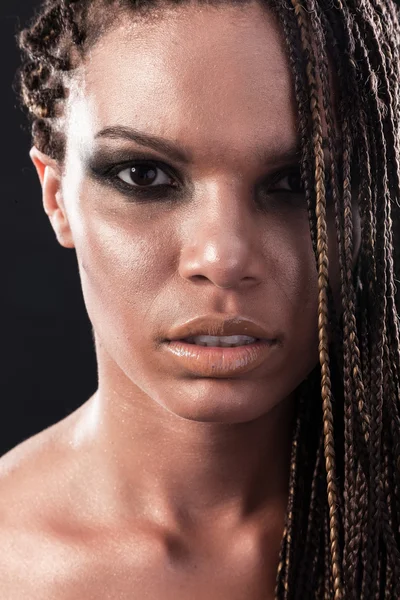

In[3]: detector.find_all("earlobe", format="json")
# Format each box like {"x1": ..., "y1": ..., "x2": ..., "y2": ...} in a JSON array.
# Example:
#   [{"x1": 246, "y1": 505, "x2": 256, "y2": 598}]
[{"x1": 30, "y1": 147, "x2": 75, "y2": 249}]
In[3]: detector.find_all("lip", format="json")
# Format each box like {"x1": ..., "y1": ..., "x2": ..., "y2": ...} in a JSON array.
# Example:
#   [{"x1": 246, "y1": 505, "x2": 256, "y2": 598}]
[
  {"x1": 165, "y1": 315, "x2": 277, "y2": 341},
  {"x1": 163, "y1": 338, "x2": 278, "y2": 377},
  {"x1": 162, "y1": 315, "x2": 280, "y2": 378}
]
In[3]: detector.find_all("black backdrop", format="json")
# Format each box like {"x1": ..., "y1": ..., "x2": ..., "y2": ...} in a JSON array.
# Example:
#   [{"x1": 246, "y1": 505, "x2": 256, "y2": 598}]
[{"x1": 0, "y1": 1, "x2": 97, "y2": 456}]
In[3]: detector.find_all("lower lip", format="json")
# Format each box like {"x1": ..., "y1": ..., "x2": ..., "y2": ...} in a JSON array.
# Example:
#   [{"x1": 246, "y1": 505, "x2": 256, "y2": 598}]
[{"x1": 163, "y1": 339, "x2": 278, "y2": 377}]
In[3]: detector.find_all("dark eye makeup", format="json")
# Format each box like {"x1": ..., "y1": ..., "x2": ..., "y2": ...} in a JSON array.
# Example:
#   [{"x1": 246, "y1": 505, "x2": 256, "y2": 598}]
[
  {"x1": 87, "y1": 151, "x2": 182, "y2": 201},
  {"x1": 86, "y1": 149, "x2": 306, "y2": 204}
]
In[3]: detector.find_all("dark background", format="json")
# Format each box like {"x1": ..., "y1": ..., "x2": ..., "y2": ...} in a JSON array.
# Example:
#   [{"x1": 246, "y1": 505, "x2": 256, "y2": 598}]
[{"x1": 1, "y1": 1, "x2": 97, "y2": 456}]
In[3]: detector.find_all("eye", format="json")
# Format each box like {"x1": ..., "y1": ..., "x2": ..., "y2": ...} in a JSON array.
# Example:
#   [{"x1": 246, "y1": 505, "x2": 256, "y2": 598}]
[
  {"x1": 269, "y1": 168, "x2": 304, "y2": 194},
  {"x1": 117, "y1": 162, "x2": 175, "y2": 187}
]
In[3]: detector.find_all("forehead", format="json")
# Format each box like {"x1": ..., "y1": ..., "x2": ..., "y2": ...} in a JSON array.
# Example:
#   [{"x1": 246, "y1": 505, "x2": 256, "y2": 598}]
[{"x1": 67, "y1": 2, "x2": 298, "y2": 161}]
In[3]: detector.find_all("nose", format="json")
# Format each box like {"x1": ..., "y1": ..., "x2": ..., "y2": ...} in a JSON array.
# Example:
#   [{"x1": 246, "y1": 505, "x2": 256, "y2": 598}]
[{"x1": 178, "y1": 181, "x2": 265, "y2": 290}]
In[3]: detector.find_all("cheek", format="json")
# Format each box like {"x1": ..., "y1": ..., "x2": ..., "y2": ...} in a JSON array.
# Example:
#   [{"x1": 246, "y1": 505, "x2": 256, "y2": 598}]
[
  {"x1": 261, "y1": 214, "x2": 319, "y2": 372},
  {"x1": 69, "y1": 196, "x2": 174, "y2": 342},
  {"x1": 267, "y1": 211, "x2": 318, "y2": 304}
]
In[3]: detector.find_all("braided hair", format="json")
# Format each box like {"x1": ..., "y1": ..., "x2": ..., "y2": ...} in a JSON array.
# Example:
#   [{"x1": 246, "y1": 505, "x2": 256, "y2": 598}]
[{"x1": 16, "y1": 0, "x2": 400, "y2": 597}]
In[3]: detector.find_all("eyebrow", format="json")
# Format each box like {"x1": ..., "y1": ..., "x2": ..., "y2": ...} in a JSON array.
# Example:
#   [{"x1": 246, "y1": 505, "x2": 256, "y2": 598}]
[
  {"x1": 95, "y1": 125, "x2": 329, "y2": 168},
  {"x1": 95, "y1": 126, "x2": 193, "y2": 165}
]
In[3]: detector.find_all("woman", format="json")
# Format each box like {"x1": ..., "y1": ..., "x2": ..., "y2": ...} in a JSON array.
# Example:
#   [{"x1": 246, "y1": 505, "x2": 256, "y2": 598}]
[{"x1": 1, "y1": 0, "x2": 399, "y2": 597}]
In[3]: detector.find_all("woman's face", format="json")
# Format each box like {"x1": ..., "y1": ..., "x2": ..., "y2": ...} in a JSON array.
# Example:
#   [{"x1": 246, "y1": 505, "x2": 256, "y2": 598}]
[{"x1": 54, "y1": 1, "x2": 323, "y2": 423}]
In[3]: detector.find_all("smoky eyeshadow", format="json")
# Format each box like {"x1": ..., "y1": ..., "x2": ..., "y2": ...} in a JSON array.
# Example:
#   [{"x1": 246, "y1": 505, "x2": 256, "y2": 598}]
[
  {"x1": 82, "y1": 146, "x2": 188, "y2": 202},
  {"x1": 85, "y1": 147, "x2": 162, "y2": 175}
]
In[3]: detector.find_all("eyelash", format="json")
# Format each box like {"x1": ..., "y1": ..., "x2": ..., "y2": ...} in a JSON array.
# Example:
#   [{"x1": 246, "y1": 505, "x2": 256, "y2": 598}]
[
  {"x1": 91, "y1": 159, "x2": 180, "y2": 201},
  {"x1": 91, "y1": 159, "x2": 305, "y2": 202}
]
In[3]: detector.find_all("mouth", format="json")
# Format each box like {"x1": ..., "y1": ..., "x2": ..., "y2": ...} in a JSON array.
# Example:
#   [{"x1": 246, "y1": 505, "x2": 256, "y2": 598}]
[
  {"x1": 162, "y1": 337, "x2": 279, "y2": 377},
  {"x1": 162, "y1": 315, "x2": 280, "y2": 376},
  {"x1": 173, "y1": 334, "x2": 269, "y2": 348}
]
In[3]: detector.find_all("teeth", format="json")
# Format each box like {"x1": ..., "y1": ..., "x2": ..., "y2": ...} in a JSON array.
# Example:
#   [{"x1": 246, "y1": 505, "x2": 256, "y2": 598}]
[{"x1": 184, "y1": 335, "x2": 258, "y2": 347}]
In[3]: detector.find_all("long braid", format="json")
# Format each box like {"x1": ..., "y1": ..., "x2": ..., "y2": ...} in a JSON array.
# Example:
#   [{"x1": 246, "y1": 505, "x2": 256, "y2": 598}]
[
  {"x1": 311, "y1": 9, "x2": 355, "y2": 597},
  {"x1": 348, "y1": 21, "x2": 380, "y2": 592},
  {"x1": 275, "y1": 388, "x2": 302, "y2": 599},
  {"x1": 318, "y1": 14, "x2": 373, "y2": 591},
  {"x1": 270, "y1": 4, "x2": 326, "y2": 594},
  {"x1": 290, "y1": 0, "x2": 343, "y2": 596},
  {"x1": 355, "y1": 20, "x2": 387, "y2": 598},
  {"x1": 307, "y1": 4, "x2": 367, "y2": 594},
  {"x1": 295, "y1": 427, "x2": 325, "y2": 599},
  {"x1": 342, "y1": 9, "x2": 393, "y2": 594}
]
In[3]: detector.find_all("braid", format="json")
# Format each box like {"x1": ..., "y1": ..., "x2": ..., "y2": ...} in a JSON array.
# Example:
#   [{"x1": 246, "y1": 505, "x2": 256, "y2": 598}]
[
  {"x1": 295, "y1": 428, "x2": 325, "y2": 599},
  {"x1": 17, "y1": 0, "x2": 88, "y2": 160},
  {"x1": 276, "y1": 391, "x2": 301, "y2": 598},
  {"x1": 16, "y1": 0, "x2": 400, "y2": 598},
  {"x1": 290, "y1": 1, "x2": 344, "y2": 597},
  {"x1": 306, "y1": 3, "x2": 363, "y2": 594}
]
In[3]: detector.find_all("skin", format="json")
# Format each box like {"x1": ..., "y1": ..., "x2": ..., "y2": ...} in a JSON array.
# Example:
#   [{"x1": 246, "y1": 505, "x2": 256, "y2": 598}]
[{"x1": 0, "y1": 2, "x2": 360, "y2": 598}]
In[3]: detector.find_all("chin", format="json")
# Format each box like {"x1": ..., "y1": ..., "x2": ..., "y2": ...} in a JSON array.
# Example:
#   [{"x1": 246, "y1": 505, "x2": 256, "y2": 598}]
[{"x1": 151, "y1": 377, "x2": 292, "y2": 425}]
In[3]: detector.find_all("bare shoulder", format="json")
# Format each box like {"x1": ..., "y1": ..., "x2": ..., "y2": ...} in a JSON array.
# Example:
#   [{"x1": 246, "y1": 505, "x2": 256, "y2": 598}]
[
  {"x1": 0, "y1": 406, "x2": 84, "y2": 515},
  {"x1": 0, "y1": 402, "x2": 163, "y2": 599},
  {"x1": 0, "y1": 407, "x2": 94, "y2": 599}
]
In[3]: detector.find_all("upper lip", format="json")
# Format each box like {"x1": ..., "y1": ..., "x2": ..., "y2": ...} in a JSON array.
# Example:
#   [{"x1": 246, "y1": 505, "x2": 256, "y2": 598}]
[{"x1": 165, "y1": 315, "x2": 277, "y2": 341}]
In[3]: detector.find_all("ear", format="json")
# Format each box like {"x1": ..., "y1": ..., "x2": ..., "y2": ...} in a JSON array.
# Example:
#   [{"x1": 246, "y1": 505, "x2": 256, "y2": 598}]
[{"x1": 30, "y1": 146, "x2": 75, "y2": 249}]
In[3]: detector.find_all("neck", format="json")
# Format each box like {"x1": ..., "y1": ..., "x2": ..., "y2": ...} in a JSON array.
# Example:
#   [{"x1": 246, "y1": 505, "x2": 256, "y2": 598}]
[{"x1": 74, "y1": 348, "x2": 295, "y2": 531}]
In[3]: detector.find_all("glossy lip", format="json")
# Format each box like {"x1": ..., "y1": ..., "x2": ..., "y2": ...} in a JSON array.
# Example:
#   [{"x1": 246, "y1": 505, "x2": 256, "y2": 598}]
[
  {"x1": 165, "y1": 315, "x2": 277, "y2": 342},
  {"x1": 162, "y1": 315, "x2": 280, "y2": 378},
  {"x1": 163, "y1": 339, "x2": 278, "y2": 377}
]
